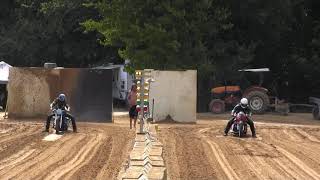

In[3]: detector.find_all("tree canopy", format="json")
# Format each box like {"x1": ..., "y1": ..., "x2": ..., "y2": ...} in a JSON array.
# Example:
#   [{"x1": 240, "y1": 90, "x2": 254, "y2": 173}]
[
  {"x1": 0, "y1": 0, "x2": 319, "y2": 107},
  {"x1": 0, "y1": 0, "x2": 121, "y2": 67}
]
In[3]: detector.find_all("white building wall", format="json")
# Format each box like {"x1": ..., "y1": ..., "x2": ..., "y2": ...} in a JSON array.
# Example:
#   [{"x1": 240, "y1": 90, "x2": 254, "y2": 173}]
[{"x1": 149, "y1": 70, "x2": 197, "y2": 123}]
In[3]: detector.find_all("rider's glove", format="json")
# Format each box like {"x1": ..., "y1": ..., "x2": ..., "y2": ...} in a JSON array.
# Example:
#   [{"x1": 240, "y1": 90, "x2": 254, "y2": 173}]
[{"x1": 231, "y1": 110, "x2": 235, "y2": 117}]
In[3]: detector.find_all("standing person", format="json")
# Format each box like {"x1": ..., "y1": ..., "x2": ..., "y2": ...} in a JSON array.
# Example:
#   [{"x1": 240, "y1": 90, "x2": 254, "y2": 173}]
[{"x1": 128, "y1": 84, "x2": 138, "y2": 129}]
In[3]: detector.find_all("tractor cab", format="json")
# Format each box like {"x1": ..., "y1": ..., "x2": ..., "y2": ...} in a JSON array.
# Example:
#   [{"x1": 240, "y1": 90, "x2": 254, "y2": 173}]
[{"x1": 210, "y1": 68, "x2": 272, "y2": 114}]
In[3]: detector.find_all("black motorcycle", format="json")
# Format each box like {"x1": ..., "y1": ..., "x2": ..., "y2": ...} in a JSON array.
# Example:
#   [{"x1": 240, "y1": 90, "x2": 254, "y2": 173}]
[{"x1": 51, "y1": 108, "x2": 72, "y2": 134}]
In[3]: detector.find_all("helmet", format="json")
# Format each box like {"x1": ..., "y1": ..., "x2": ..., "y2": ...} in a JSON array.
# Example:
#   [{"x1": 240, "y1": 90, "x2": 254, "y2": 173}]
[
  {"x1": 240, "y1": 98, "x2": 248, "y2": 108},
  {"x1": 58, "y1": 94, "x2": 66, "y2": 101}
]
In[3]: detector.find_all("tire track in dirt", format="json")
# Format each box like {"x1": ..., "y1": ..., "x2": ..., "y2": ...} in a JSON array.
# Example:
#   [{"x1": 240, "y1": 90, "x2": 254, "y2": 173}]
[
  {"x1": 266, "y1": 128, "x2": 320, "y2": 163},
  {"x1": 295, "y1": 128, "x2": 320, "y2": 143},
  {"x1": 260, "y1": 128, "x2": 320, "y2": 179},
  {"x1": 254, "y1": 129, "x2": 311, "y2": 179},
  {"x1": 273, "y1": 158, "x2": 306, "y2": 178},
  {"x1": 252, "y1": 141, "x2": 294, "y2": 179},
  {"x1": 94, "y1": 133, "x2": 134, "y2": 179},
  {"x1": 199, "y1": 128, "x2": 240, "y2": 180},
  {"x1": 282, "y1": 128, "x2": 304, "y2": 142},
  {"x1": 231, "y1": 143, "x2": 276, "y2": 180},
  {"x1": 20, "y1": 134, "x2": 87, "y2": 180},
  {"x1": 66, "y1": 137, "x2": 113, "y2": 179},
  {"x1": 200, "y1": 126, "x2": 320, "y2": 180},
  {"x1": 0, "y1": 134, "x2": 78, "y2": 178},
  {"x1": 202, "y1": 128, "x2": 283, "y2": 179},
  {"x1": 0, "y1": 128, "x2": 43, "y2": 164},
  {"x1": 0, "y1": 123, "x2": 16, "y2": 136},
  {"x1": 158, "y1": 127, "x2": 181, "y2": 179},
  {"x1": 240, "y1": 140, "x2": 296, "y2": 179},
  {"x1": 159, "y1": 127, "x2": 217, "y2": 180},
  {"x1": 0, "y1": 147, "x2": 36, "y2": 171},
  {"x1": 44, "y1": 133, "x2": 104, "y2": 180},
  {"x1": 0, "y1": 121, "x2": 134, "y2": 180},
  {"x1": 276, "y1": 146, "x2": 320, "y2": 179},
  {"x1": 58, "y1": 134, "x2": 105, "y2": 179},
  {"x1": 200, "y1": 128, "x2": 264, "y2": 179},
  {"x1": 0, "y1": 125, "x2": 39, "y2": 144}
]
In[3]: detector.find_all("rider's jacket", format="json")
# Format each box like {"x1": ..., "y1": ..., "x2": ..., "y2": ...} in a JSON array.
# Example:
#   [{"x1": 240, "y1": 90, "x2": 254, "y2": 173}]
[
  {"x1": 50, "y1": 98, "x2": 69, "y2": 110},
  {"x1": 231, "y1": 103, "x2": 251, "y2": 115}
]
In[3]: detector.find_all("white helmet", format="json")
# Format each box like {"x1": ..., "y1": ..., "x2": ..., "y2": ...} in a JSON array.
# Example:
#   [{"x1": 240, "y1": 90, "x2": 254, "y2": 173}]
[{"x1": 240, "y1": 98, "x2": 248, "y2": 108}]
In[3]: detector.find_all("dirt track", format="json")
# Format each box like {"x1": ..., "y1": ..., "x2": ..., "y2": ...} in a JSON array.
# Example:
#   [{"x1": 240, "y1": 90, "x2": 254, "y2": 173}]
[
  {"x1": 0, "y1": 113, "x2": 320, "y2": 180},
  {"x1": 0, "y1": 119, "x2": 134, "y2": 180},
  {"x1": 159, "y1": 113, "x2": 320, "y2": 180}
]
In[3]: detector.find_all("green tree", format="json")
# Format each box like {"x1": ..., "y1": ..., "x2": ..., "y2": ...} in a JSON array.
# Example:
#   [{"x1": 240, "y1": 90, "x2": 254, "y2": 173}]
[
  {"x1": 0, "y1": 0, "x2": 120, "y2": 67},
  {"x1": 83, "y1": 0, "x2": 253, "y2": 73},
  {"x1": 83, "y1": 0, "x2": 256, "y2": 111}
]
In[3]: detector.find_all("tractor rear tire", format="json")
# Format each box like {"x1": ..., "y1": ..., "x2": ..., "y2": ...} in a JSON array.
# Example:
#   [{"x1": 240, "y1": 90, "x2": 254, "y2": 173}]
[
  {"x1": 245, "y1": 91, "x2": 270, "y2": 114},
  {"x1": 209, "y1": 99, "x2": 225, "y2": 114},
  {"x1": 312, "y1": 106, "x2": 320, "y2": 120}
]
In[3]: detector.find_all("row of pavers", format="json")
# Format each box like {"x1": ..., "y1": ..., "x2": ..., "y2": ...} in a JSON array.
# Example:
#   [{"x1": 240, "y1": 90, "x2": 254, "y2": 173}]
[{"x1": 119, "y1": 123, "x2": 166, "y2": 180}]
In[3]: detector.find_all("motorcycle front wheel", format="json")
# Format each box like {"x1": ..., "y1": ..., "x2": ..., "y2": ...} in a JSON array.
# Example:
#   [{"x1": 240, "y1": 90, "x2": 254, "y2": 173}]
[
  {"x1": 55, "y1": 119, "x2": 61, "y2": 134},
  {"x1": 238, "y1": 123, "x2": 244, "y2": 137}
]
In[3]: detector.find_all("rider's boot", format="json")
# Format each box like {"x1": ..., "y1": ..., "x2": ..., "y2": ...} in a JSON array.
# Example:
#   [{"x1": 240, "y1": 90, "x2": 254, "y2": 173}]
[
  {"x1": 224, "y1": 125, "x2": 232, "y2": 136},
  {"x1": 224, "y1": 131, "x2": 228, "y2": 136},
  {"x1": 252, "y1": 133, "x2": 257, "y2": 138},
  {"x1": 252, "y1": 129, "x2": 257, "y2": 138},
  {"x1": 73, "y1": 125, "x2": 77, "y2": 133}
]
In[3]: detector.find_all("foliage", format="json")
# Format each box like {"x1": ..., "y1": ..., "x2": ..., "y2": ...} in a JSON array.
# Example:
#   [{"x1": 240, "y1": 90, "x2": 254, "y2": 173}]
[
  {"x1": 83, "y1": 0, "x2": 253, "y2": 76},
  {"x1": 0, "y1": 0, "x2": 319, "y2": 106},
  {"x1": 0, "y1": 0, "x2": 121, "y2": 67}
]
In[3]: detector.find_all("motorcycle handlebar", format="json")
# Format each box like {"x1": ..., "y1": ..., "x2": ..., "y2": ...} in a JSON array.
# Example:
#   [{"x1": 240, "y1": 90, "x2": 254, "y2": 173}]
[
  {"x1": 51, "y1": 108, "x2": 69, "y2": 112},
  {"x1": 232, "y1": 113, "x2": 252, "y2": 117}
]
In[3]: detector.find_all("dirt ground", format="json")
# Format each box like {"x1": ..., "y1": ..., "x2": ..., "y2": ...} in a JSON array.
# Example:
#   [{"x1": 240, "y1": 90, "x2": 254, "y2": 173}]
[
  {"x1": 159, "y1": 113, "x2": 320, "y2": 180},
  {"x1": 0, "y1": 114, "x2": 135, "y2": 180},
  {"x1": 1, "y1": 112, "x2": 320, "y2": 180}
]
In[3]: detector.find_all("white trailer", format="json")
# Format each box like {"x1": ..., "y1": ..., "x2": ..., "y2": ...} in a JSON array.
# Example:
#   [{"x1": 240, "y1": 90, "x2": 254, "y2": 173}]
[{"x1": 94, "y1": 63, "x2": 134, "y2": 102}]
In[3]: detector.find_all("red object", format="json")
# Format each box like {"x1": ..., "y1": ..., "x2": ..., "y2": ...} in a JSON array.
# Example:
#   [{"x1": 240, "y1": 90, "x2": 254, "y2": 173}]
[
  {"x1": 136, "y1": 107, "x2": 141, "y2": 112},
  {"x1": 136, "y1": 106, "x2": 147, "y2": 112},
  {"x1": 235, "y1": 112, "x2": 248, "y2": 123},
  {"x1": 143, "y1": 107, "x2": 148, "y2": 112}
]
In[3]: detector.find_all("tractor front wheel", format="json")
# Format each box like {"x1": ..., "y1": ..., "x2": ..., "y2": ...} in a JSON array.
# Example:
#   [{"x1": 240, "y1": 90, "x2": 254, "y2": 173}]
[{"x1": 209, "y1": 99, "x2": 225, "y2": 114}]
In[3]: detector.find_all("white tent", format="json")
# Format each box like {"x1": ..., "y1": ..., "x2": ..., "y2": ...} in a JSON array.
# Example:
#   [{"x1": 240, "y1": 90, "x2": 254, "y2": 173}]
[{"x1": 0, "y1": 61, "x2": 12, "y2": 84}]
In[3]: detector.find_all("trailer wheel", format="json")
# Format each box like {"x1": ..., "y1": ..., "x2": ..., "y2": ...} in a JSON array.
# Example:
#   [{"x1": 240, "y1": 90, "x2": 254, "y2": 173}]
[
  {"x1": 312, "y1": 106, "x2": 320, "y2": 120},
  {"x1": 209, "y1": 99, "x2": 225, "y2": 114}
]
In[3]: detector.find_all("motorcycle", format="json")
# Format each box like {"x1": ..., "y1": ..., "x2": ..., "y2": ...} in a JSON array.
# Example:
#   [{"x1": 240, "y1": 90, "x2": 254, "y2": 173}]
[
  {"x1": 52, "y1": 108, "x2": 72, "y2": 134},
  {"x1": 232, "y1": 111, "x2": 249, "y2": 137}
]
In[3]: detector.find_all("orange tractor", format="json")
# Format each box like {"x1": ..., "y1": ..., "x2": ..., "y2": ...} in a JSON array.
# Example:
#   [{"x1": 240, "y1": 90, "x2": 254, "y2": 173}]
[{"x1": 209, "y1": 68, "x2": 285, "y2": 114}]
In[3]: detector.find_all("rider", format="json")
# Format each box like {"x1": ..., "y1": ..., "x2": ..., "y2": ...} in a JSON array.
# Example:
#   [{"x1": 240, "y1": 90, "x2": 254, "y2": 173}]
[
  {"x1": 43, "y1": 94, "x2": 77, "y2": 133},
  {"x1": 224, "y1": 98, "x2": 256, "y2": 137}
]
